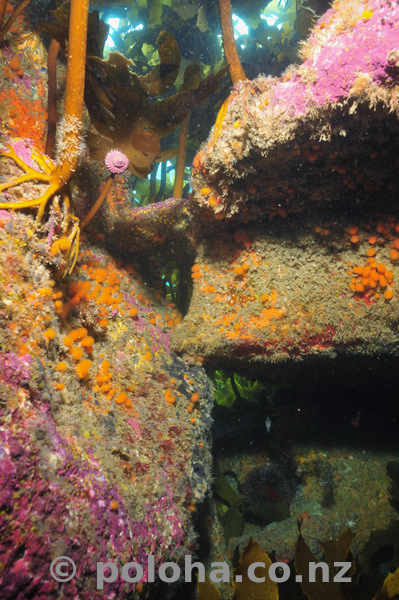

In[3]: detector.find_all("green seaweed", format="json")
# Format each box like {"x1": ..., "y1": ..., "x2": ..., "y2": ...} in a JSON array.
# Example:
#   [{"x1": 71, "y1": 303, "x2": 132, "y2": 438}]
[{"x1": 210, "y1": 368, "x2": 267, "y2": 407}]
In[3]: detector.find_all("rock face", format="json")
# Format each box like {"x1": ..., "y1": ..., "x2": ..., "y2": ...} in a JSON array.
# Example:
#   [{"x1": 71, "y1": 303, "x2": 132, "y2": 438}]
[
  {"x1": 0, "y1": 16, "x2": 214, "y2": 596},
  {"x1": 192, "y1": 0, "x2": 399, "y2": 220},
  {"x1": 0, "y1": 210, "x2": 213, "y2": 599},
  {"x1": 1, "y1": 0, "x2": 399, "y2": 597},
  {"x1": 171, "y1": 0, "x2": 399, "y2": 368}
]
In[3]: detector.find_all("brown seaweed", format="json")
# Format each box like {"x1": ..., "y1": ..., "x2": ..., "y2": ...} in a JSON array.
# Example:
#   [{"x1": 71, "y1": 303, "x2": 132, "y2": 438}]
[
  {"x1": 84, "y1": 34, "x2": 227, "y2": 177},
  {"x1": 233, "y1": 538, "x2": 279, "y2": 600},
  {"x1": 295, "y1": 521, "x2": 356, "y2": 600}
]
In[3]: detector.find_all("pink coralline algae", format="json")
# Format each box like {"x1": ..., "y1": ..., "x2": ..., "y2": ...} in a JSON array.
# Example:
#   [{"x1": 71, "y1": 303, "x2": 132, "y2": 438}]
[
  {"x1": 269, "y1": 0, "x2": 399, "y2": 115},
  {"x1": 104, "y1": 149, "x2": 129, "y2": 174},
  {"x1": 123, "y1": 291, "x2": 171, "y2": 354},
  {"x1": 0, "y1": 402, "x2": 186, "y2": 599},
  {"x1": 131, "y1": 491, "x2": 185, "y2": 582},
  {"x1": 0, "y1": 353, "x2": 32, "y2": 388},
  {"x1": 0, "y1": 210, "x2": 14, "y2": 221},
  {"x1": 0, "y1": 405, "x2": 131, "y2": 599},
  {"x1": 129, "y1": 197, "x2": 189, "y2": 218},
  {"x1": 0, "y1": 138, "x2": 38, "y2": 169},
  {"x1": 191, "y1": 0, "x2": 399, "y2": 223}
]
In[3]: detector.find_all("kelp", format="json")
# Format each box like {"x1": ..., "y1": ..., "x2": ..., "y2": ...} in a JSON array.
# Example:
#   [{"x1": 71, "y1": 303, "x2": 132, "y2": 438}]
[
  {"x1": 213, "y1": 467, "x2": 290, "y2": 542},
  {"x1": 103, "y1": 0, "x2": 315, "y2": 82},
  {"x1": 197, "y1": 574, "x2": 221, "y2": 600},
  {"x1": 90, "y1": 0, "x2": 128, "y2": 6},
  {"x1": 36, "y1": 2, "x2": 109, "y2": 58},
  {"x1": 39, "y1": 0, "x2": 313, "y2": 182},
  {"x1": 295, "y1": 522, "x2": 356, "y2": 600},
  {"x1": 233, "y1": 538, "x2": 279, "y2": 600},
  {"x1": 196, "y1": 538, "x2": 278, "y2": 600},
  {"x1": 113, "y1": 2, "x2": 223, "y2": 89},
  {"x1": 373, "y1": 568, "x2": 399, "y2": 599},
  {"x1": 198, "y1": 528, "x2": 399, "y2": 600},
  {"x1": 38, "y1": 1, "x2": 227, "y2": 178},
  {"x1": 84, "y1": 39, "x2": 227, "y2": 177},
  {"x1": 201, "y1": 464, "x2": 399, "y2": 600}
]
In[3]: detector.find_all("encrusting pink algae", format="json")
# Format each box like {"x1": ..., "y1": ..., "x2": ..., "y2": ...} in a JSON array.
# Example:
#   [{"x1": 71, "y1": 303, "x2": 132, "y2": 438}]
[{"x1": 1, "y1": 0, "x2": 399, "y2": 598}]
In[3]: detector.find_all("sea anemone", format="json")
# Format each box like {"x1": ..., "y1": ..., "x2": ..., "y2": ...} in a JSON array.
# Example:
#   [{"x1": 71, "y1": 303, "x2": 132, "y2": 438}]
[{"x1": 104, "y1": 149, "x2": 129, "y2": 175}]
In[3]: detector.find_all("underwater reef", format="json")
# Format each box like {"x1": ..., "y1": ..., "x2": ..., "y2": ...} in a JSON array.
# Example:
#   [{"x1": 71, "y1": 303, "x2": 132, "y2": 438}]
[
  {"x1": 0, "y1": 209, "x2": 214, "y2": 599},
  {"x1": 168, "y1": 0, "x2": 399, "y2": 369},
  {"x1": 0, "y1": 0, "x2": 399, "y2": 599},
  {"x1": 106, "y1": 0, "x2": 399, "y2": 372}
]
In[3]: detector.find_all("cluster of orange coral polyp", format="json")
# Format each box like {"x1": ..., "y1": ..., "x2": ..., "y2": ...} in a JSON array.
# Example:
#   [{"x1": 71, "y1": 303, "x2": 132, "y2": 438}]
[
  {"x1": 164, "y1": 388, "x2": 176, "y2": 404},
  {"x1": 348, "y1": 225, "x2": 360, "y2": 244},
  {"x1": 186, "y1": 392, "x2": 200, "y2": 413},
  {"x1": 85, "y1": 254, "x2": 181, "y2": 328},
  {"x1": 44, "y1": 327, "x2": 57, "y2": 341},
  {"x1": 93, "y1": 360, "x2": 132, "y2": 408},
  {"x1": 63, "y1": 327, "x2": 88, "y2": 347},
  {"x1": 367, "y1": 220, "x2": 399, "y2": 260},
  {"x1": 115, "y1": 391, "x2": 132, "y2": 409},
  {"x1": 58, "y1": 253, "x2": 182, "y2": 413},
  {"x1": 388, "y1": 237, "x2": 399, "y2": 262},
  {"x1": 95, "y1": 360, "x2": 113, "y2": 391},
  {"x1": 76, "y1": 358, "x2": 92, "y2": 378},
  {"x1": 61, "y1": 327, "x2": 96, "y2": 367},
  {"x1": 67, "y1": 268, "x2": 124, "y2": 323},
  {"x1": 233, "y1": 263, "x2": 250, "y2": 277},
  {"x1": 351, "y1": 260, "x2": 394, "y2": 300},
  {"x1": 191, "y1": 264, "x2": 203, "y2": 279}
]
